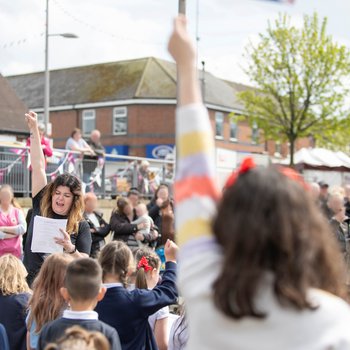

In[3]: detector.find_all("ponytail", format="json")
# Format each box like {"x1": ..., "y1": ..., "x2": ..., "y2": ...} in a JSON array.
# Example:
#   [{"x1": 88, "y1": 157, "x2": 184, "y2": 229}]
[
  {"x1": 134, "y1": 248, "x2": 161, "y2": 290},
  {"x1": 135, "y1": 268, "x2": 148, "y2": 289}
]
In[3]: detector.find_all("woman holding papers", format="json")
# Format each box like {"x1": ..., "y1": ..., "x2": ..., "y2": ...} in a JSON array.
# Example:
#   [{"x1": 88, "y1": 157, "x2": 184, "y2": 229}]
[{"x1": 23, "y1": 111, "x2": 91, "y2": 286}]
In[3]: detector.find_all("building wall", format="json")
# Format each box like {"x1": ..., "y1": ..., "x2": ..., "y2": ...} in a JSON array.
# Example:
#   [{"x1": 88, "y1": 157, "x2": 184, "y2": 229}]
[
  {"x1": 50, "y1": 104, "x2": 177, "y2": 156},
  {"x1": 49, "y1": 103, "x2": 311, "y2": 158},
  {"x1": 208, "y1": 109, "x2": 267, "y2": 154}
]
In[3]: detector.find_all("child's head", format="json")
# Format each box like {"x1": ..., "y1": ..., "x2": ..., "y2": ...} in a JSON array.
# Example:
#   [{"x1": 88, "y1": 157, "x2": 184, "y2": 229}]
[
  {"x1": 0, "y1": 254, "x2": 30, "y2": 295},
  {"x1": 61, "y1": 258, "x2": 105, "y2": 305},
  {"x1": 135, "y1": 203, "x2": 148, "y2": 218},
  {"x1": 28, "y1": 253, "x2": 75, "y2": 332},
  {"x1": 135, "y1": 248, "x2": 161, "y2": 290},
  {"x1": 0, "y1": 184, "x2": 20, "y2": 209},
  {"x1": 45, "y1": 325, "x2": 109, "y2": 350},
  {"x1": 212, "y1": 165, "x2": 346, "y2": 319},
  {"x1": 99, "y1": 241, "x2": 134, "y2": 287}
]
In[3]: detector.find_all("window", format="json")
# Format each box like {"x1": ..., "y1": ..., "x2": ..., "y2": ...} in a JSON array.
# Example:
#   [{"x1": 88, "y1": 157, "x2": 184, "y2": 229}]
[
  {"x1": 215, "y1": 112, "x2": 224, "y2": 138},
  {"x1": 230, "y1": 120, "x2": 238, "y2": 141},
  {"x1": 82, "y1": 110, "x2": 96, "y2": 135},
  {"x1": 36, "y1": 113, "x2": 44, "y2": 124},
  {"x1": 113, "y1": 107, "x2": 127, "y2": 135},
  {"x1": 252, "y1": 122, "x2": 259, "y2": 144},
  {"x1": 275, "y1": 142, "x2": 281, "y2": 155}
]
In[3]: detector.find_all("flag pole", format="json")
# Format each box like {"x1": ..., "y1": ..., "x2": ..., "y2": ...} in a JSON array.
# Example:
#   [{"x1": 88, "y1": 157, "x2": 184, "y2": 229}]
[
  {"x1": 175, "y1": 0, "x2": 186, "y2": 165},
  {"x1": 178, "y1": 0, "x2": 186, "y2": 14}
]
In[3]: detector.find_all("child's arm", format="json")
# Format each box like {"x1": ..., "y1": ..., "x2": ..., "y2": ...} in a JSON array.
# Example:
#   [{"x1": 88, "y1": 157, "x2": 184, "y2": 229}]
[
  {"x1": 169, "y1": 16, "x2": 221, "y2": 293},
  {"x1": 26, "y1": 331, "x2": 31, "y2": 350},
  {"x1": 154, "y1": 317, "x2": 169, "y2": 350},
  {"x1": 169, "y1": 16, "x2": 219, "y2": 247},
  {"x1": 0, "y1": 210, "x2": 27, "y2": 235},
  {"x1": 134, "y1": 240, "x2": 178, "y2": 316}
]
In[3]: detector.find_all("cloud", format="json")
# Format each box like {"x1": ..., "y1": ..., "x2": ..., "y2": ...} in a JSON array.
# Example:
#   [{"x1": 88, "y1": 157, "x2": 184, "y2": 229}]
[{"x1": 0, "y1": 0, "x2": 349, "y2": 85}]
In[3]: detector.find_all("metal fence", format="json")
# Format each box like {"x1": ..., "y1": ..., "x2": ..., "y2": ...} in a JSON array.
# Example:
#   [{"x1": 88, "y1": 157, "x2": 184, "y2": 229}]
[{"x1": 0, "y1": 144, "x2": 175, "y2": 198}]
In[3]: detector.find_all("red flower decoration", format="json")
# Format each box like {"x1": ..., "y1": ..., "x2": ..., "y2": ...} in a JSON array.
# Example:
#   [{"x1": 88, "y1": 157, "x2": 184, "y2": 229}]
[
  {"x1": 225, "y1": 157, "x2": 256, "y2": 189},
  {"x1": 137, "y1": 256, "x2": 153, "y2": 272}
]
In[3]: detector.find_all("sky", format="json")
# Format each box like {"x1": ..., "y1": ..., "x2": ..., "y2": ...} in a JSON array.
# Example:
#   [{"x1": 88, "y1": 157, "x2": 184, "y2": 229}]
[{"x1": 1, "y1": 0, "x2": 350, "y2": 84}]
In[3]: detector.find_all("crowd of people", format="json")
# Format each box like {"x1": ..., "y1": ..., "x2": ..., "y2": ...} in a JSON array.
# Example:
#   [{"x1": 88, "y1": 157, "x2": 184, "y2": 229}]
[
  {"x1": 63, "y1": 126, "x2": 173, "y2": 197},
  {"x1": 1, "y1": 15, "x2": 350, "y2": 350}
]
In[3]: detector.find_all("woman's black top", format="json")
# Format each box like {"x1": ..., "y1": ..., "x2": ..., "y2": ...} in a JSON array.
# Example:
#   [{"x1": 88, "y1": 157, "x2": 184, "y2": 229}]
[{"x1": 23, "y1": 187, "x2": 91, "y2": 286}]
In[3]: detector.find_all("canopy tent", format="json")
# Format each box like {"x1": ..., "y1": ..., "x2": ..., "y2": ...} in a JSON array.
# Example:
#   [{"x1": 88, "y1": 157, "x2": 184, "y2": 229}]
[
  {"x1": 279, "y1": 148, "x2": 350, "y2": 186},
  {"x1": 280, "y1": 148, "x2": 350, "y2": 170}
]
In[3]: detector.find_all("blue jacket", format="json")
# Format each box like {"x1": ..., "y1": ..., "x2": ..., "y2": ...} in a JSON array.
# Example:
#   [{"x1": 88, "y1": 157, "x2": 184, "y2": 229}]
[{"x1": 95, "y1": 261, "x2": 178, "y2": 350}]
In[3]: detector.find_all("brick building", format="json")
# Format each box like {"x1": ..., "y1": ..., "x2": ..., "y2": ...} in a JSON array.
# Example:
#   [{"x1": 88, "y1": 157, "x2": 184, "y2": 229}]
[{"x1": 7, "y1": 57, "x2": 303, "y2": 166}]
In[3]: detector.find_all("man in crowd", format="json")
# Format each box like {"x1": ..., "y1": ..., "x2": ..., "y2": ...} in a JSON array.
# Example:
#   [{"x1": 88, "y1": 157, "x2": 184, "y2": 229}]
[{"x1": 318, "y1": 181, "x2": 330, "y2": 217}]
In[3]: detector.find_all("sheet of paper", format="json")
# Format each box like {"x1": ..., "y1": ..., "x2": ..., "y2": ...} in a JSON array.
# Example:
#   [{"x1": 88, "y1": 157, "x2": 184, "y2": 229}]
[{"x1": 31, "y1": 216, "x2": 68, "y2": 254}]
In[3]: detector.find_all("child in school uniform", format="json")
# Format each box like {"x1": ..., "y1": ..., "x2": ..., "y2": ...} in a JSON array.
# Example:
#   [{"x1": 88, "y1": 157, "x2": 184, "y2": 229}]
[
  {"x1": 0, "y1": 254, "x2": 31, "y2": 350},
  {"x1": 95, "y1": 239, "x2": 178, "y2": 350},
  {"x1": 37, "y1": 258, "x2": 121, "y2": 350},
  {"x1": 26, "y1": 253, "x2": 74, "y2": 350},
  {"x1": 169, "y1": 15, "x2": 350, "y2": 350},
  {"x1": 134, "y1": 248, "x2": 169, "y2": 350}
]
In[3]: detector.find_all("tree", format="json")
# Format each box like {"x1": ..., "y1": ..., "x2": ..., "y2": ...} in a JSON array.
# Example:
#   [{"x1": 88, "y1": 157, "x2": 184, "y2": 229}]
[{"x1": 237, "y1": 13, "x2": 350, "y2": 165}]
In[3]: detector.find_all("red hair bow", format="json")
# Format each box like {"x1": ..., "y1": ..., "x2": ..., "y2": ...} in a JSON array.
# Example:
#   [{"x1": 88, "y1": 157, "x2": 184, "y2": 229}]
[
  {"x1": 137, "y1": 256, "x2": 153, "y2": 272},
  {"x1": 225, "y1": 157, "x2": 256, "y2": 189}
]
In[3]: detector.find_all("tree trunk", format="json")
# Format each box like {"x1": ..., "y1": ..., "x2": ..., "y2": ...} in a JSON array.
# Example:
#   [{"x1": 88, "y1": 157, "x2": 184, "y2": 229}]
[{"x1": 289, "y1": 137, "x2": 295, "y2": 167}]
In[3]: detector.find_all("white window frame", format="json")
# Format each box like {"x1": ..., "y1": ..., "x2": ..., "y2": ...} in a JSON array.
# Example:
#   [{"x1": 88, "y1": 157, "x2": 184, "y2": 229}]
[
  {"x1": 251, "y1": 122, "x2": 259, "y2": 144},
  {"x1": 82, "y1": 109, "x2": 96, "y2": 136},
  {"x1": 36, "y1": 113, "x2": 44, "y2": 124},
  {"x1": 230, "y1": 120, "x2": 238, "y2": 142},
  {"x1": 113, "y1": 107, "x2": 128, "y2": 135},
  {"x1": 215, "y1": 112, "x2": 224, "y2": 139}
]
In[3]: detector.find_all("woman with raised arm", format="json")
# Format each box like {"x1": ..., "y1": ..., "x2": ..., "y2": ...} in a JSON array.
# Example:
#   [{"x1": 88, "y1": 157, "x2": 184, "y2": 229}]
[
  {"x1": 23, "y1": 111, "x2": 91, "y2": 286},
  {"x1": 170, "y1": 16, "x2": 350, "y2": 350}
]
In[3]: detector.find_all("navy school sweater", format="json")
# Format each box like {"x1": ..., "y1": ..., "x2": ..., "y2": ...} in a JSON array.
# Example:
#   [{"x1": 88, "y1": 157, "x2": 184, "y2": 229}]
[
  {"x1": 95, "y1": 261, "x2": 178, "y2": 350},
  {"x1": 37, "y1": 318, "x2": 121, "y2": 350},
  {"x1": 0, "y1": 293, "x2": 30, "y2": 350}
]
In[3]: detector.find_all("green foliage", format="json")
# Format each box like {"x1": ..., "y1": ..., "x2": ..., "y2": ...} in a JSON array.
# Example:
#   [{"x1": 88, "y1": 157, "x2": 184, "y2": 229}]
[{"x1": 237, "y1": 13, "x2": 350, "y2": 165}]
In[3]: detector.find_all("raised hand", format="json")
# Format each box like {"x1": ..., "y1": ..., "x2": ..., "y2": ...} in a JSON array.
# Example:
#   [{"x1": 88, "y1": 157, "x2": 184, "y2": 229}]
[
  {"x1": 24, "y1": 111, "x2": 38, "y2": 131},
  {"x1": 164, "y1": 239, "x2": 178, "y2": 263},
  {"x1": 168, "y1": 15, "x2": 201, "y2": 106},
  {"x1": 168, "y1": 15, "x2": 196, "y2": 69}
]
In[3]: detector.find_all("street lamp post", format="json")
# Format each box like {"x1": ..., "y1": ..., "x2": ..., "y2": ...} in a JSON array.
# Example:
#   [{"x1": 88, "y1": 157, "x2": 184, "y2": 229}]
[{"x1": 44, "y1": 0, "x2": 78, "y2": 135}]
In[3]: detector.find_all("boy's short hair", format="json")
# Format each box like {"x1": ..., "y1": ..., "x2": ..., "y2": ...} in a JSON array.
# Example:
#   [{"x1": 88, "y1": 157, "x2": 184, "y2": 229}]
[{"x1": 64, "y1": 258, "x2": 102, "y2": 302}]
